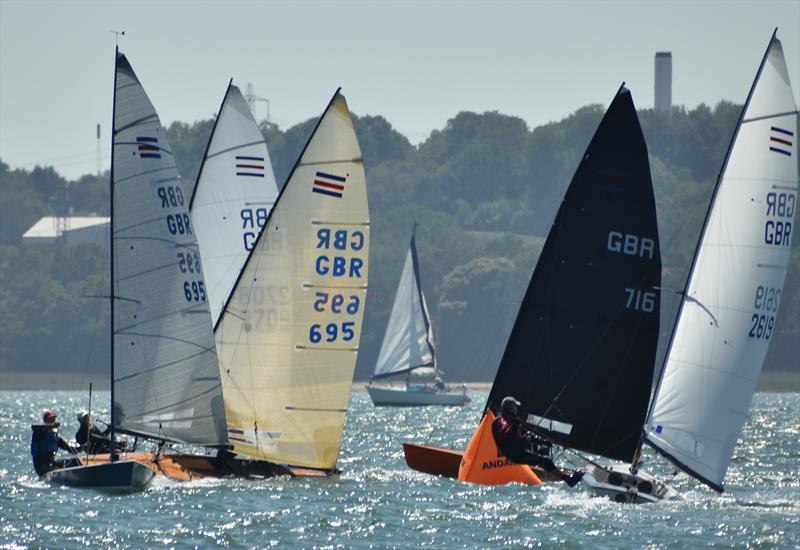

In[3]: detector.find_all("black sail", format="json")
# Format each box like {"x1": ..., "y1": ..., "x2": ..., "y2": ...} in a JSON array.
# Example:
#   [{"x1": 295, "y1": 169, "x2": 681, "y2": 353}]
[{"x1": 486, "y1": 87, "x2": 661, "y2": 462}]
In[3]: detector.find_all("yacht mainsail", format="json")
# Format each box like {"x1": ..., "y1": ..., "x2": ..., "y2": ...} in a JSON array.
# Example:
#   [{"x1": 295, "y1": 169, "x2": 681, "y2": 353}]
[
  {"x1": 485, "y1": 85, "x2": 661, "y2": 463},
  {"x1": 215, "y1": 90, "x2": 369, "y2": 469},
  {"x1": 111, "y1": 51, "x2": 227, "y2": 446},
  {"x1": 373, "y1": 231, "x2": 435, "y2": 379},
  {"x1": 645, "y1": 31, "x2": 798, "y2": 492},
  {"x1": 190, "y1": 82, "x2": 280, "y2": 327}
]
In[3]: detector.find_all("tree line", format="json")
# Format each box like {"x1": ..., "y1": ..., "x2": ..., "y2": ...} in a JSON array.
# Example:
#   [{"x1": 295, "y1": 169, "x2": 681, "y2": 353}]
[{"x1": 0, "y1": 99, "x2": 797, "y2": 387}]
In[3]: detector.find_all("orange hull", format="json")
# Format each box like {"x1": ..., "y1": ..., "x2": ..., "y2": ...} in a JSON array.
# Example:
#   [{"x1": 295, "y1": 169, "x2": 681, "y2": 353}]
[
  {"x1": 79, "y1": 452, "x2": 330, "y2": 481},
  {"x1": 402, "y1": 442, "x2": 567, "y2": 482}
]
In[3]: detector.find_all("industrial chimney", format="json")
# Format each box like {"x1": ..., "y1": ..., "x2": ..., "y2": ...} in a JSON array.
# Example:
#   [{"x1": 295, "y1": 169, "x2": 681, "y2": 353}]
[{"x1": 654, "y1": 52, "x2": 672, "y2": 112}]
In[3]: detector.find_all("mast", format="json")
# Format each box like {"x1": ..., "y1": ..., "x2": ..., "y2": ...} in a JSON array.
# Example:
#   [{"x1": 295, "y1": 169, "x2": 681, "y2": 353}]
[
  {"x1": 109, "y1": 46, "x2": 119, "y2": 459},
  {"x1": 409, "y1": 224, "x2": 435, "y2": 366}
]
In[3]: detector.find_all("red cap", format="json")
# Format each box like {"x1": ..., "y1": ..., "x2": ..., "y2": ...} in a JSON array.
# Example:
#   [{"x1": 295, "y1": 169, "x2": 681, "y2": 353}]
[{"x1": 42, "y1": 410, "x2": 57, "y2": 423}]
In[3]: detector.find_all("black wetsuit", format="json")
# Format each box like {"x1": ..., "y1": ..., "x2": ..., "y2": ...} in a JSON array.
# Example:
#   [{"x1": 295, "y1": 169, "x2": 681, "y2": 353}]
[
  {"x1": 491, "y1": 414, "x2": 559, "y2": 472},
  {"x1": 491, "y1": 413, "x2": 584, "y2": 487}
]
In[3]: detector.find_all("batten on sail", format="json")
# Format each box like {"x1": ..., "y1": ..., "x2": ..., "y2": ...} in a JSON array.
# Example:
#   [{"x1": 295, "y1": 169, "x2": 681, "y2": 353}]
[
  {"x1": 215, "y1": 91, "x2": 369, "y2": 470},
  {"x1": 111, "y1": 52, "x2": 227, "y2": 447},
  {"x1": 486, "y1": 85, "x2": 661, "y2": 464},
  {"x1": 190, "y1": 83, "x2": 280, "y2": 327},
  {"x1": 645, "y1": 32, "x2": 798, "y2": 492},
  {"x1": 373, "y1": 232, "x2": 436, "y2": 379}
]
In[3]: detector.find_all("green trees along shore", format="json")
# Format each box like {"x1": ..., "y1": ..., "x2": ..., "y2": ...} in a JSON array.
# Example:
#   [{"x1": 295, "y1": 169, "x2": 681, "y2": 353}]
[{"x1": 1, "y1": 100, "x2": 797, "y2": 389}]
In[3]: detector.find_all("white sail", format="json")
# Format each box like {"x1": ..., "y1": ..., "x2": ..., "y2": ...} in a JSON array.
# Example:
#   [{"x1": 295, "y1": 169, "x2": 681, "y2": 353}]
[
  {"x1": 190, "y1": 83, "x2": 279, "y2": 327},
  {"x1": 215, "y1": 90, "x2": 369, "y2": 469},
  {"x1": 646, "y1": 35, "x2": 798, "y2": 490},
  {"x1": 373, "y1": 234, "x2": 435, "y2": 378},
  {"x1": 111, "y1": 52, "x2": 227, "y2": 446}
]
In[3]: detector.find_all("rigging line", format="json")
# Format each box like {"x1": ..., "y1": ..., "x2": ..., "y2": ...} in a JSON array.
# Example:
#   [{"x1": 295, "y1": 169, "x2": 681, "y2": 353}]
[
  {"x1": 205, "y1": 140, "x2": 265, "y2": 160},
  {"x1": 113, "y1": 347, "x2": 214, "y2": 382},
  {"x1": 113, "y1": 113, "x2": 159, "y2": 134},
  {"x1": 586, "y1": 267, "x2": 659, "y2": 452},
  {"x1": 586, "y1": 309, "x2": 647, "y2": 454},
  {"x1": 114, "y1": 303, "x2": 208, "y2": 332},
  {"x1": 299, "y1": 158, "x2": 363, "y2": 167}
]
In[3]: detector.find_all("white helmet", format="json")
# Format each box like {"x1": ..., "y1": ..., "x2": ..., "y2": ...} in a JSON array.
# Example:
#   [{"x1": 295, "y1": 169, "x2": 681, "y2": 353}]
[{"x1": 77, "y1": 410, "x2": 89, "y2": 422}]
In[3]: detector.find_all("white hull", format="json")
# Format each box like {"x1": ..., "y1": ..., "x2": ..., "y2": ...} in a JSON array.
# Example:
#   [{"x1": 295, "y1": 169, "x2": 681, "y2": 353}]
[
  {"x1": 581, "y1": 463, "x2": 681, "y2": 504},
  {"x1": 367, "y1": 385, "x2": 469, "y2": 407}
]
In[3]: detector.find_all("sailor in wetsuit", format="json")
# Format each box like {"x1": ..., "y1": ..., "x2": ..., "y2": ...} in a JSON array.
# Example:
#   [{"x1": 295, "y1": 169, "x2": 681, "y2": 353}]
[
  {"x1": 491, "y1": 396, "x2": 583, "y2": 487},
  {"x1": 30, "y1": 411, "x2": 78, "y2": 476},
  {"x1": 75, "y1": 411, "x2": 112, "y2": 455}
]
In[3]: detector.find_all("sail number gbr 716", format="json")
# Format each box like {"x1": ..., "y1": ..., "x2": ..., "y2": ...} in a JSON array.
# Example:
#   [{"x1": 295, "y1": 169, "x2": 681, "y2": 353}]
[
  {"x1": 607, "y1": 231, "x2": 658, "y2": 313},
  {"x1": 308, "y1": 227, "x2": 366, "y2": 345}
]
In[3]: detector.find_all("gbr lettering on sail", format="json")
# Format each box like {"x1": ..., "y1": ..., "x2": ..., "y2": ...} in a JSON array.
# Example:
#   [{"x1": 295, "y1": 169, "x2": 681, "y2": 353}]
[
  {"x1": 607, "y1": 231, "x2": 657, "y2": 313},
  {"x1": 308, "y1": 227, "x2": 367, "y2": 344}
]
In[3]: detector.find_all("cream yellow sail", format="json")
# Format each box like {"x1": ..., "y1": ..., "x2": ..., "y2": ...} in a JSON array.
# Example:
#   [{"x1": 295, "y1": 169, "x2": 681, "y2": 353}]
[{"x1": 215, "y1": 91, "x2": 369, "y2": 469}]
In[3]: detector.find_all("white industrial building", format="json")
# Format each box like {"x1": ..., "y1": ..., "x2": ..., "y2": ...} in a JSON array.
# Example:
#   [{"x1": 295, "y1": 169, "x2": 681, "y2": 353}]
[{"x1": 22, "y1": 216, "x2": 109, "y2": 247}]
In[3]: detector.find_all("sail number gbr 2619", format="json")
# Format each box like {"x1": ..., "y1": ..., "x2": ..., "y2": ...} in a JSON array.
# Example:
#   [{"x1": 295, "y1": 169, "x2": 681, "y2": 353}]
[{"x1": 748, "y1": 285, "x2": 781, "y2": 340}]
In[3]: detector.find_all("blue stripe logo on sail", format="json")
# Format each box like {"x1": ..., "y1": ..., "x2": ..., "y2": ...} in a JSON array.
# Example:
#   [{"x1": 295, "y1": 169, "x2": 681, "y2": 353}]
[
  {"x1": 137, "y1": 136, "x2": 161, "y2": 159},
  {"x1": 312, "y1": 171, "x2": 346, "y2": 198},
  {"x1": 769, "y1": 126, "x2": 793, "y2": 156},
  {"x1": 236, "y1": 155, "x2": 265, "y2": 177}
]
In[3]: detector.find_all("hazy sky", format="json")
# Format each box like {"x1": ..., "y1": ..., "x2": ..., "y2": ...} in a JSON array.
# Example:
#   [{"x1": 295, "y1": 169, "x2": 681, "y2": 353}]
[{"x1": 1, "y1": 1, "x2": 798, "y2": 180}]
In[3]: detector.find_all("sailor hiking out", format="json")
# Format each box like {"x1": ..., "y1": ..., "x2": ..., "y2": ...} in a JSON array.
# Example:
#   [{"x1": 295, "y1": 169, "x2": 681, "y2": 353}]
[
  {"x1": 491, "y1": 397, "x2": 583, "y2": 487},
  {"x1": 30, "y1": 411, "x2": 78, "y2": 476}
]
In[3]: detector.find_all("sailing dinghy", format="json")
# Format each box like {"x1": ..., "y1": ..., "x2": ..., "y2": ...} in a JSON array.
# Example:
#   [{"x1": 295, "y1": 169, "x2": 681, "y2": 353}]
[
  {"x1": 583, "y1": 29, "x2": 798, "y2": 503},
  {"x1": 367, "y1": 229, "x2": 468, "y2": 406},
  {"x1": 43, "y1": 49, "x2": 229, "y2": 491},
  {"x1": 211, "y1": 89, "x2": 369, "y2": 473},
  {"x1": 405, "y1": 86, "x2": 665, "y2": 490},
  {"x1": 189, "y1": 81, "x2": 280, "y2": 327}
]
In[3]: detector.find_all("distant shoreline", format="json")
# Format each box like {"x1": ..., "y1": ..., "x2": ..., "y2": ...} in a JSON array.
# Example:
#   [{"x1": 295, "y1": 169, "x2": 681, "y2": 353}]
[{"x1": 2, "y1": 372, "x2": 798, "y2": 392}]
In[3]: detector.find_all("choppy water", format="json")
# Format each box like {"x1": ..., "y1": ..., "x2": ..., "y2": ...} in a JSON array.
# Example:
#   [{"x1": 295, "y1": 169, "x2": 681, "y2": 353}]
[{"x1": 0, "y1": 390, "x2": 798, "y2": 548}]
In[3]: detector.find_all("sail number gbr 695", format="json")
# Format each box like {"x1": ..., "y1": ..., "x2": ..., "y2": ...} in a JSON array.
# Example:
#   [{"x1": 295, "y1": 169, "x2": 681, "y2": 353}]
[
  {"x1": 157, "y1": 185, "x2": 206, "y2": 303},
  {"x1": 308, "y1": 227, "x2": 366, "y2": 345}
]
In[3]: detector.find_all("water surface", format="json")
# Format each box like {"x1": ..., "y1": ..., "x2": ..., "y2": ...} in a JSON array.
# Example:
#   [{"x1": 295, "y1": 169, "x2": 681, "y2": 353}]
[{"x1": 1, "y1": 390, "x2": 798, "y2": 548}]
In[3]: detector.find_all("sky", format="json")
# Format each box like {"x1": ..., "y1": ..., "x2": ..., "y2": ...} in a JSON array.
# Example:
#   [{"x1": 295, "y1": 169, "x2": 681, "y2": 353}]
[{"x1": 1, "y1": 0, "x2": 798, "y2": 181}]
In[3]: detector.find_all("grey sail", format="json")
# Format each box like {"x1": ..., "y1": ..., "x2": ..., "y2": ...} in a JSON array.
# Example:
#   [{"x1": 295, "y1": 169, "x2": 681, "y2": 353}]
[
  {"x1": 373, "y1": 233, "x2": 435, "y2": 379},
  {"x1": 111, "y1": 52, "x2": 227, "y2": 446}
]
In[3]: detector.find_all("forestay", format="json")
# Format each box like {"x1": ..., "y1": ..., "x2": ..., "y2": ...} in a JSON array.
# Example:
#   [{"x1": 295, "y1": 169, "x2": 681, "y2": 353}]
[
  {"x1": 373, "y1": 233, "x2": 435, "y2": 379},
  {"x1": 486, "y1": 87, "x2": 662, "y2": 462},
  {"x1": 190, "y1": 83, "x2": 279, "y2": 327},
  {"x1": 215, "y1": 90, "x2": 369, "y2": 469},
  {"x1": 111, "y1": 52, "x2": 227, "y2": 446},
  {"x1": 645, "y1": 34, "x2": 798, "y2": 491}
]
